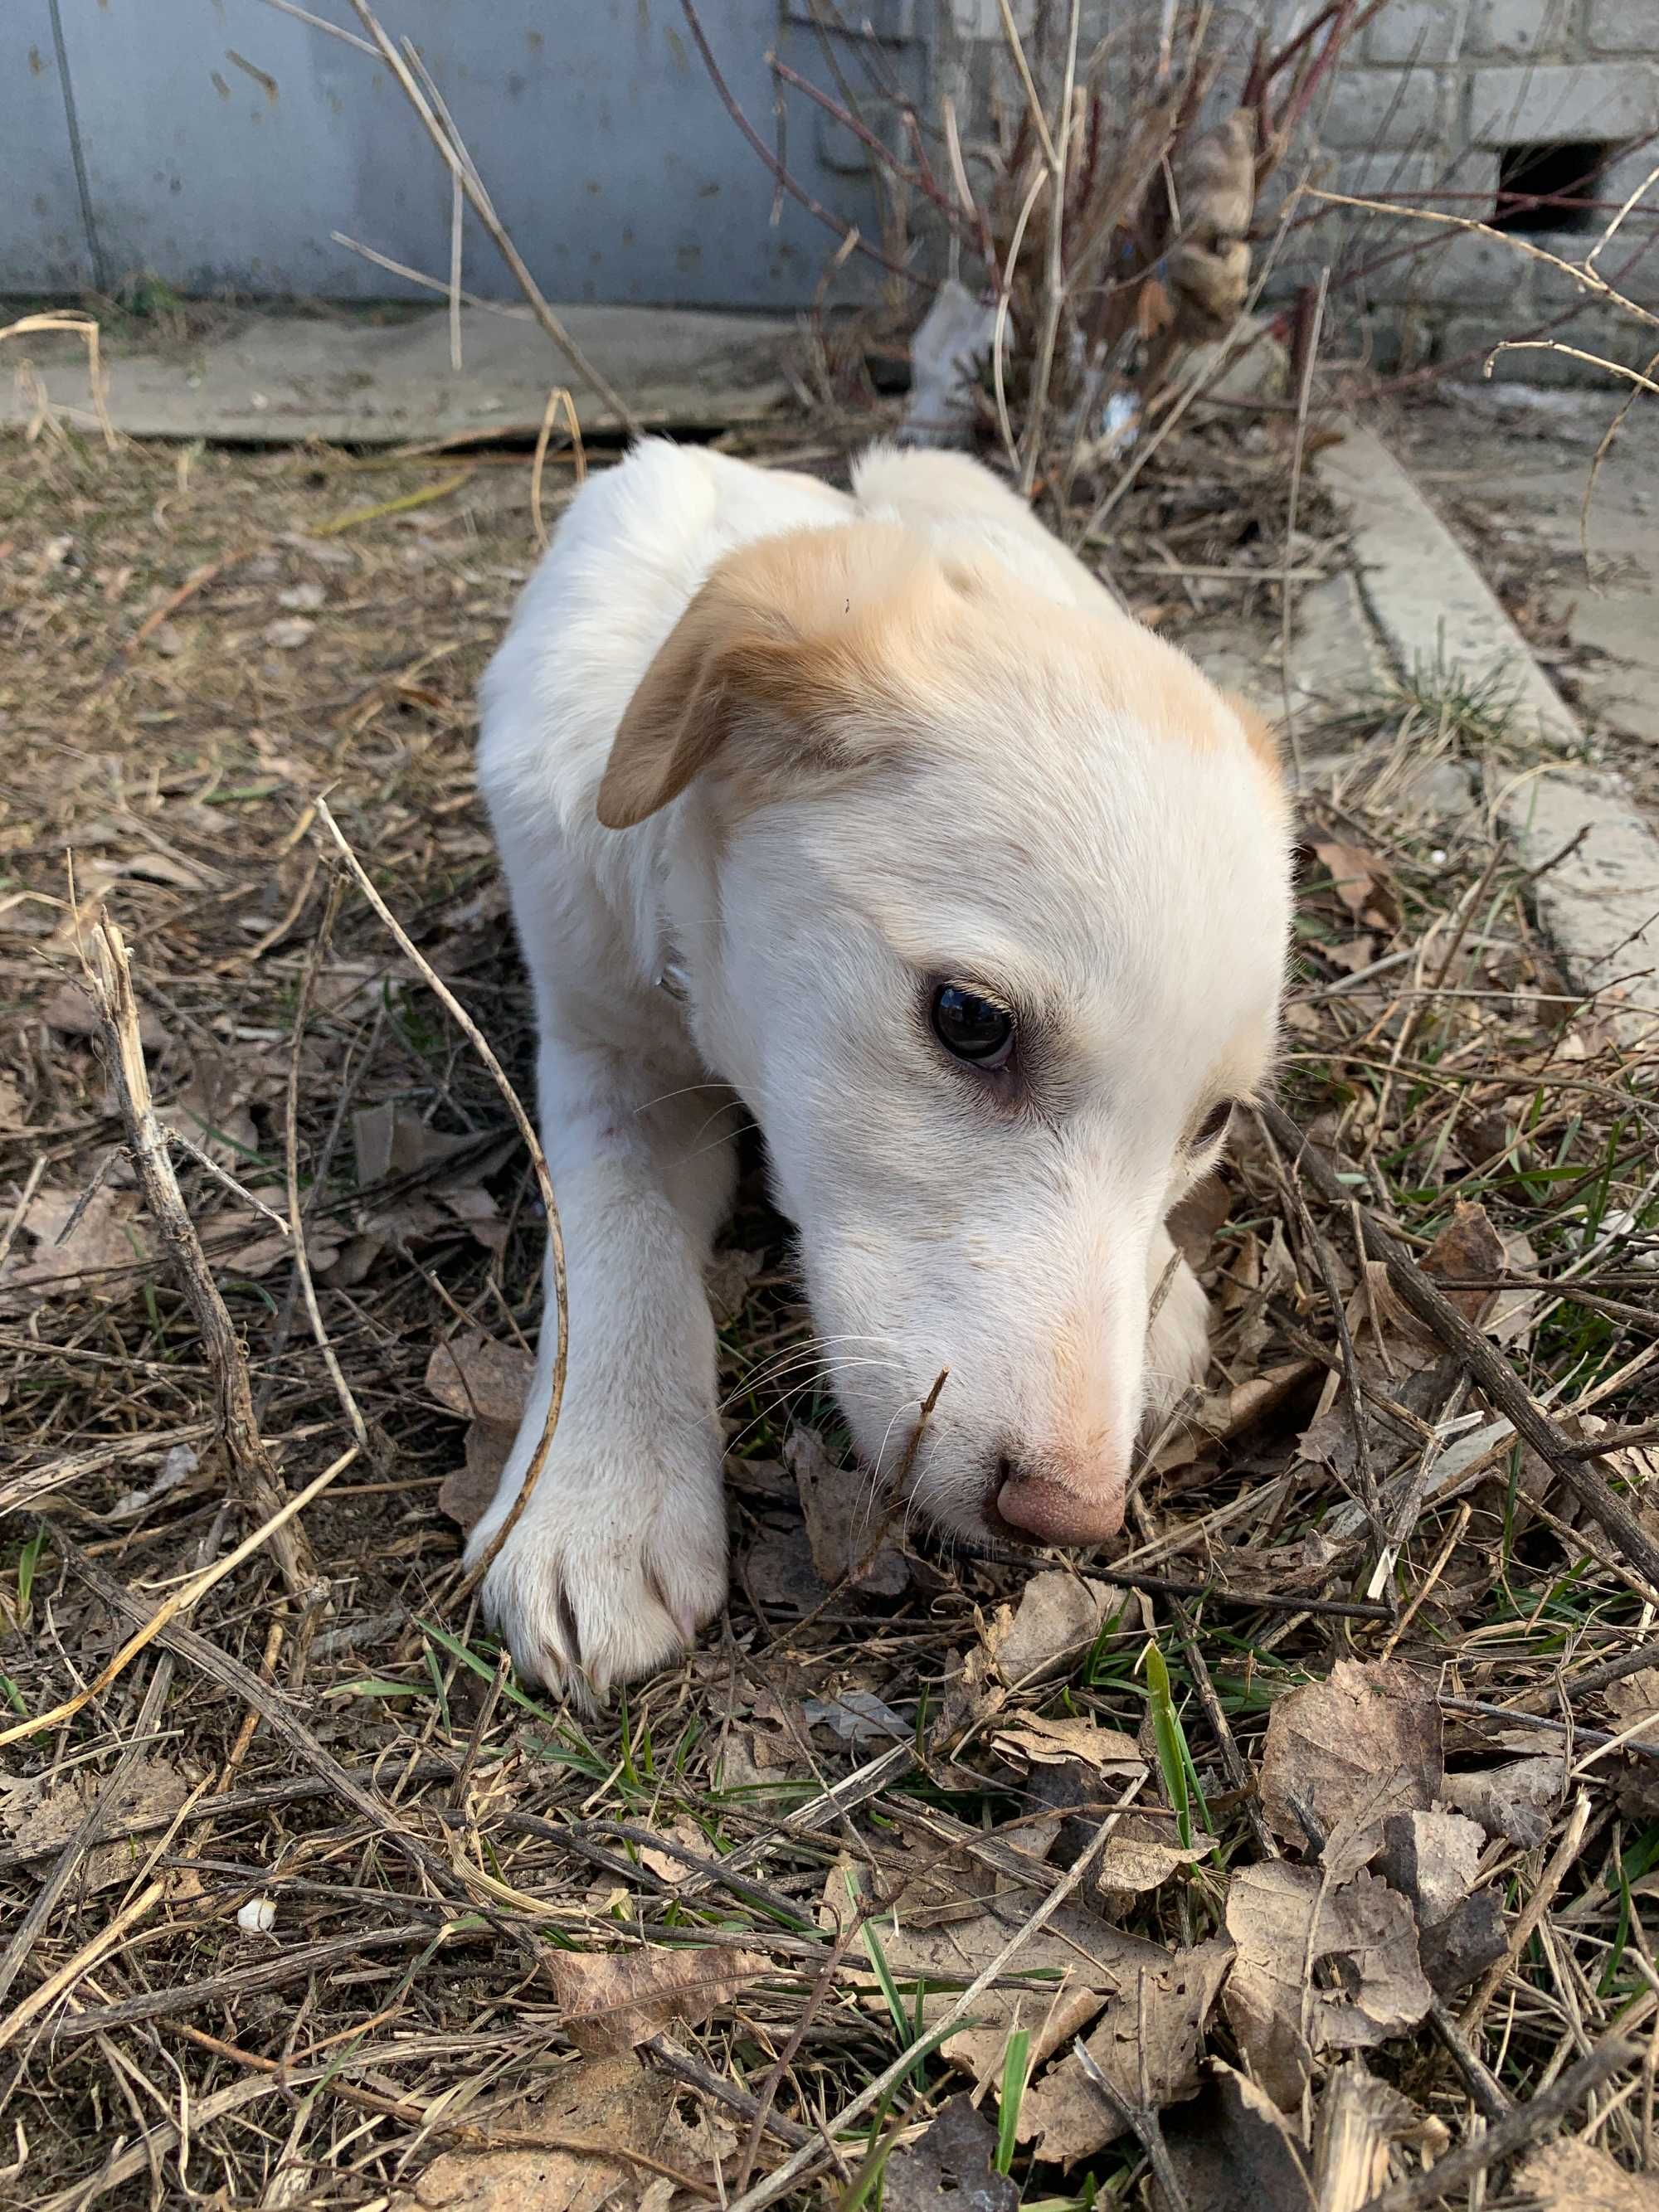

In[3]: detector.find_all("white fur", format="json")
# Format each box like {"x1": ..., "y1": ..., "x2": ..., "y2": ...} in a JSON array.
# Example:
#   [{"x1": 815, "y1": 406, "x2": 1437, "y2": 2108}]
[{"x1": 469, "y1": 440, "x2": 1291, "y2": 1694}]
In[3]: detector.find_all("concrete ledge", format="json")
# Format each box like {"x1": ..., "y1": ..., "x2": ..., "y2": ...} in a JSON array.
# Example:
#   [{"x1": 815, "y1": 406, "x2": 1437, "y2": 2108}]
[
  {"x1": 1316, "y1": 421, "x2": 1659, "y2": 1038},
  {"x1": 3, "y1": 304, "x2": 795, "y2": 446}
]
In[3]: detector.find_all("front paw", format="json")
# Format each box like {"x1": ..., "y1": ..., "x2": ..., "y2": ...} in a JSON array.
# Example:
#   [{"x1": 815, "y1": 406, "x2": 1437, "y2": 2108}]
[{"x1": 465, "y1": 1433, "x2": 727, "y2": 1700}]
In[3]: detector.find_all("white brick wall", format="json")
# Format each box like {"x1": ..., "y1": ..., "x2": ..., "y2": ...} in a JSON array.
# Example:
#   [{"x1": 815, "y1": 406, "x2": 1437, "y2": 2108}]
[
  {"x1": 1466, "y1": 61, "x2": 1659, "y2": 143},
  {"x1": 952, "y1": 0, "x2": 1659, "y2": 383}
]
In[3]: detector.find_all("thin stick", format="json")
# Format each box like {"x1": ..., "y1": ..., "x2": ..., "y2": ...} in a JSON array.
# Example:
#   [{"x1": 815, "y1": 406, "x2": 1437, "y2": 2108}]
[
  {"x1": 338, "y1": 1, "x2": 641, "y2": 431},
  {"x1": 1019, "y1": 0, "x2": 1082, "y2": 497},
  {"x1": 311, "y1": 798, "x2": 567, "y2": 1601},
  {"x1": 76, "y1": 907, "x2": 319, "y2": 1602},
  {"x1": 531, "y1": 384, "x2": 584, "y2": 551},
  {"x1": 1277, "y1": 265, "x2": 1328, "y2": 783},
  {"x1": 284, "y1": 874, "x2": 372, "y2": 1457},
  {"x1": 722, "y1": 1775, "x2": 1146, "y2": 2212}
]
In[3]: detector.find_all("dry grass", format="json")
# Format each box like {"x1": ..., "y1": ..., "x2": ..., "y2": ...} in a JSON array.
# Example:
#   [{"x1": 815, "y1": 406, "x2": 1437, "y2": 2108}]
[{"x1": 2, "y1": 396, "x2": 1659, "y2": 2212}]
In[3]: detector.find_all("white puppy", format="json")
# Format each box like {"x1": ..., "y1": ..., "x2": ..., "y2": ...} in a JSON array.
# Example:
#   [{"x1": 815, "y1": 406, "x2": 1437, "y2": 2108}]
[{"x1": 469, "y1": 440, "x2": 1292, "y2": 1694}]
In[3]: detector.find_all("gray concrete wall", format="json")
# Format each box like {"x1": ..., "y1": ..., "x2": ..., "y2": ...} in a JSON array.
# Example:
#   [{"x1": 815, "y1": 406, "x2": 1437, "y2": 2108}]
[{"x1": 2, "y1": 0, "x2": 920, "y2": 309}]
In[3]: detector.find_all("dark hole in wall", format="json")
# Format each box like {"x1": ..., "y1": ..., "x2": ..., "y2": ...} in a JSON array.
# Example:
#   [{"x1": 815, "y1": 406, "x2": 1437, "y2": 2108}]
[{"x1": 1493, "y1": 140, "x2": 1618, "y2": 234}]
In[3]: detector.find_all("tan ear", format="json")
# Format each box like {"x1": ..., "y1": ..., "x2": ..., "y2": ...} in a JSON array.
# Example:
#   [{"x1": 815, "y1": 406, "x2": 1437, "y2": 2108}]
[
  {"x1": 1222, "y1": 691, "x2": 1285, "y2": 781},
  {"x1": 596, "y1": 523, "x2": 931, "y2": 830}
]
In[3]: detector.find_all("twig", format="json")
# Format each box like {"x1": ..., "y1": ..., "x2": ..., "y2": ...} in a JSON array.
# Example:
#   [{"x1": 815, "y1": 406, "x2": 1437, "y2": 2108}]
[
  {"x1": 1351, "y1": 2035, "x2": 1636, "y2": 2212},
  {"x1": 335, "y1": 1, "x2": 642, "y2": 431},
  {"x1": 1428, "y1": 1996, "x2": 1511, "y2": 2122},
  {"x1": 642, "y1": 2037, "x2": 812, "y2": 2151},
  {"x1": 311, "y1": 796, "x2": 567, "y2": 1604},
  {"x1": 1440, "y1": 1695, "x2": 1659, "y2": 1763},
  {"x1": 1277, "y1": 265, "x2": 1328, "y2": 783},
  {"x1": 75, "y1": 907, "x2": 319, "y2": 1602},
  {"x1": 677, "y1": 0, "x2": 924, "y2": 289},
  {"x1": 1019, "y1": 0, "x2": 1082, "y2": 497},
  {"x1": 0, "y1": 1651, "x2": 174, "y2": 2009},
  {"x1": 51, "y1": 1532, "x2": 512, "y2": 1910},
  {"x1": 531, "y1": 384, "x2": 583, "y2": 551}
]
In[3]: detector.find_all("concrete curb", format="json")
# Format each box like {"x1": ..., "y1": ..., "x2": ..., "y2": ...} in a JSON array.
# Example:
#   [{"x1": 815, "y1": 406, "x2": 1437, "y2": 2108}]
[{"x1": 1316, "y1": 422, "x2": 1659, "y2": 1042}]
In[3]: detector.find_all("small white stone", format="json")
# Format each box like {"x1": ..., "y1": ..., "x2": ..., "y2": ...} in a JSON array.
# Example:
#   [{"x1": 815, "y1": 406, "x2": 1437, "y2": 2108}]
[{"x1": 237, "y1": 1896, "x2": 278, "y2": 1934}]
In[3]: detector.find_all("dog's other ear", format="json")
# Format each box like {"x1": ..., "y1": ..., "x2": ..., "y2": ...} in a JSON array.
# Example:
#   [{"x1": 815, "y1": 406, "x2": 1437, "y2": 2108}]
[{"x1": 596, "y1": 523, "x2": 927, "y2": 829}]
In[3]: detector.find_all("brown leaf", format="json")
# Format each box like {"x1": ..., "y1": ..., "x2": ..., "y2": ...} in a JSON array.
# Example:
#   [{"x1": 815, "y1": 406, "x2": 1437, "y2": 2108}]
[
  {"x1": 1377, "y1": 1808, "x2": 1486, "y2": 1928},
  {"x1": 426, "y1": 1331, "x2": 534, "y2": 1427},
  {"x1": 1417, "y1": 1888, "x2": 1506, "y2": 1998},
  {"x1": 1224, "y1": 1865, "x2": 1433, "y2": 2109},
  {"x1": 785, "y1": 1426, "x2": 907, "y2": 1597},
  {"x1": 1515, "y1": 2140, "x2": 1659, "y2": 2210},
  {"x1": 1162, "y1": 2065, "x2": 1316, "y2": 2212},
  {"x1": 1605, "y1": 1667, "x2": 1659, "y2": 1749},
  {"x1": 1191, "y1": 1360, "x2": 1319, "y2": 1443},
  {"x1": 743, "y1": 1525, "x2": 826, "y2": 1614},
  {"x1": 1310, "y1": 840, "x2": 1399, "y2": 931},
  {"x1": 1259, "y1": 1660, "x2": 1441, "y2": 1878},
  {"x1": 394, "y1": 2051, "x2": 724, "y2": 2212},
  {"x1": 873, "y1": 1900, "x2": 1170, "y2": 2092},
  {"x1": 0, "y1": 1757, "x2": 191, "y2": 1894},
  {"x1": 987, "y1": 1569, "x2": 1114, "y2": 1688},
  {"x1": 158, "y1": 1058, "x2": 260, "y2": 1168},
  {"x1": 41, "y1": 979, "x2": 169, "y2": 1053},
  {"x1": 546, "y1": 1945, "x2": 766, "y2": 2058},
  {"x1": 1442, "y1": 1754, "x2": 1565, "y2": 1849},
  {"x1": 439, "y1": 1417, "x2": 518, "y2": 1536},
  {"x1": 883, "y1": 2095, "x2": 1017, "y2": 2212},
  {"x1": 705, "y1": 1246, "x2": 766, "y2": 1324},
  {"x1": 1168, "y1": 1175, "x2": 1231, "y2": 1270},
  {"x1": 1094, "y1": 1820, "x2": 1211, "y2": 1898},
  {"x1": 353, "y1": 1101, "x2": 477, "y2": 1186},
  {"x1": 0, "y1": 1181, "x2": 149, "y2": 1299},
  {"x1": 990, "y1": 1714, "x2": 1145, "y2": 1774},
  {"x1": 1423, "y1": 1199, "x2": 1506, "y2": 1327},
  {"x1": 1017, "y1": 1938, "x2": 1233, "y2": 2163}
]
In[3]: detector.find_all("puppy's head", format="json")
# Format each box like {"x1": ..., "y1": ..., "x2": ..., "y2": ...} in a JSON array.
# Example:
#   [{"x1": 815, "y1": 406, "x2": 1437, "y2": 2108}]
[{"x1": 601, "y1": 523, "x2": 1292, "y2": 1551}]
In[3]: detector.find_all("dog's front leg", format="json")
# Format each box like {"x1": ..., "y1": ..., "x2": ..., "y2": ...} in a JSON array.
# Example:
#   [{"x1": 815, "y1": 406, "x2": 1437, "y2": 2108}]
[{"x1": 465, "y1": 1038, "x2": 737, "y2": 1699}]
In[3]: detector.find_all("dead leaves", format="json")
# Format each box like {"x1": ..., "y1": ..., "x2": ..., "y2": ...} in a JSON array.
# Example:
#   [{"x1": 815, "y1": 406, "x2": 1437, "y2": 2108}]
[
  {"x1": 1517, "y1": 2140, "x2": 1659, "y2": 2210},
  {"x1": 882, "y1": 2096, "x2": 1017, "y2": 2212},
  {"x1": 426, "y1": 1330, "x2": 533, "y2": 1534},
  {"x1": 0, "y1": 1755, "x2": 192, "y2": 1894},
  {"x1": 396, "y1": 2051, "x2": 728, "y2": 2212},
  {"x1": 987, "y1": 1570, "x2": 1114, "y2": 1688},
  {"x1": 1225, "y1": 1866, "x2": 1433, "y2": 2107},
  {"x1": 1309, "y1": 839, "x2": 1399, "y2": 932},
  {"x1": 1259, "y1": 1660, "x2": 1442, "y2": 1878},
  {"x1": 546, "y1": 1944, "x2": 766, "y2": 2058},
  {"x1": 786, "y1": 1425, "x2": 907, "y2": 1597},
  {"x1": 865, "y1": 1898, "x2": 1169, "y2": 2093},
  {"x1": 0, "y1": 1178, "x2": 150, "y2": 1300},
  {"x1": 1016, "y1": 1938, "x2": 1233, "y2": 2162}
]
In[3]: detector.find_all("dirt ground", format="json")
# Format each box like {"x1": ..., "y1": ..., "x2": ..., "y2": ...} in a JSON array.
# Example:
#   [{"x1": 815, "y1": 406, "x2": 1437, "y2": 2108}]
[{"x1": 3, "y1": 394, "x2": 1659, "y2": 2211}]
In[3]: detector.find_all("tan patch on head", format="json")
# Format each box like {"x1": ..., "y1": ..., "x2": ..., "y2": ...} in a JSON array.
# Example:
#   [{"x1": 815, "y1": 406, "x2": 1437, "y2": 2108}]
[{"x1": 597, "y1": 523, "x2": 941, "y2": 829}]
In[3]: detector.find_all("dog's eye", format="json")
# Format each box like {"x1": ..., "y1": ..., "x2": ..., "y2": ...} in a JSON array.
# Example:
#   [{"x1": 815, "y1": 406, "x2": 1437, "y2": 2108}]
[
  {"x1": 1192, "y1": 1100, "x2": 1234, "y2": 1150},
  {"x1": 931, "y1": 984, "x2": 1014, "y2": 1069}
]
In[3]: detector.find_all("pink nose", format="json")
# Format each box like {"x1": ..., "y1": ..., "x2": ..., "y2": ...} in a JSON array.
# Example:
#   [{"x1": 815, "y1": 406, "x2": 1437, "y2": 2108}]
[{"x1": 996, "y1": 1473, "x2": 1127, "y2": 1547}]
